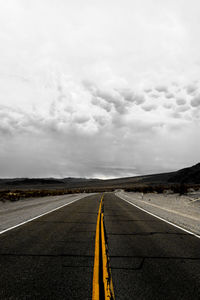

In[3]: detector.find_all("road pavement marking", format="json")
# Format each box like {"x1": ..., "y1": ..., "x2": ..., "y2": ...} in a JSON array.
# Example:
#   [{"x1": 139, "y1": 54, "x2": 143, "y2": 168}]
[
  {"x1": 117, "y1": 193, "x2": 200, "y2": 239},
  {"x1": 125, "y1": 197, "x2": 200, "y2": 221},
  {"x1": 101, "y1": 211, "x2": 115, "y2": 299},
  {"x1": 92, "y1": 198, "x2": 102, "y2": 299},
  {"x1": 0, "y1": 195, "x2": 86, "y2": 236},
  {"x1": 92, "y1": 195, "x2": 115, "y2": 300}
]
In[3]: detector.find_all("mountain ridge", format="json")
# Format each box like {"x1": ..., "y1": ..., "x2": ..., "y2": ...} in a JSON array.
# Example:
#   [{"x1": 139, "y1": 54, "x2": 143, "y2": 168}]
[{"x1": 0, "y1": 162, "x2": 199, "y2": 190}]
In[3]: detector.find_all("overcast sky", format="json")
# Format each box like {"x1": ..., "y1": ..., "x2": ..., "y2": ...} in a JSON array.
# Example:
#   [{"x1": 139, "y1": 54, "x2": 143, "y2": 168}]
[{"x1": 0, "y1": 0, "x2": 200, "y2": 178}]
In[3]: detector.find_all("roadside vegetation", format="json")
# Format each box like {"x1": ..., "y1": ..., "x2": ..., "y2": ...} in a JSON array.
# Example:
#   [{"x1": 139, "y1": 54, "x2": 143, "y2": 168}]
[
  {"x1": 0, "y1": 183, "x2": 200, "y2": 203},
  {"x1": 124, "y1": 183, "x2": 200, "y2": 195},
  {"x1": 0, "y1": 187, "x2": 114, "y2": 202}
]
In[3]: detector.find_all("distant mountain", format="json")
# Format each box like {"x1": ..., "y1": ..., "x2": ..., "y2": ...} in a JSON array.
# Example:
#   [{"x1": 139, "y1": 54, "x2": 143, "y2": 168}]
[
  {"x1": 168, "y1": 163, "x2": 200, "y2": 184},
  {"x1": 106, "y1": 162, "x2": 200, "y2": 185},
  {"x1": 0, "y1": 162, "x2": 199, "y2": 190},
  {"x1": 118, "y1": 162, "x2": 200, "y2": 185},
  {"x1": 0, "y1": 177, "x2": 102, "y2": 190},
  {"x1": 5, "y1": 178, "x2": 65, "y2": 185}
]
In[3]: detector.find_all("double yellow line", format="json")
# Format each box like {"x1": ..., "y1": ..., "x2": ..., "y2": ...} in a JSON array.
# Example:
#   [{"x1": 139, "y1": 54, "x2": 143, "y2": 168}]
[{"x1": 92, "y1": 195, "x2": 115, "y2": 300}]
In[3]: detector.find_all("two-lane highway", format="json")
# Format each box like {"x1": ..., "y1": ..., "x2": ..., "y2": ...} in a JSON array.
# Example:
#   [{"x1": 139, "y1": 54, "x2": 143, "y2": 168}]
[{"x1": 0, "y1": 192, "x2": 200, "y2": 299}]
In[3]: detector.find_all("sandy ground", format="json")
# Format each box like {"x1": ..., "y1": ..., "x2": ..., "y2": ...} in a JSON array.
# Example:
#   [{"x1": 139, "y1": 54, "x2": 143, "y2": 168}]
[
  {"x1": 0, "y1": 193, "x2": 92, "y2": 233},
  {"x1": 116, "y1": 190, "x2": 200, "y2": 236}
]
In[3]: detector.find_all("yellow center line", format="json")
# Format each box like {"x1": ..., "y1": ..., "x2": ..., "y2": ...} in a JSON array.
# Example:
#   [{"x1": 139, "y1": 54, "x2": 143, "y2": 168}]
[
  {"x1": 92, "y1": 203, "x2": 101, "y2": 299},
  {"x1": 92, "y1": 195, "x2": 115, "y2": 300}
]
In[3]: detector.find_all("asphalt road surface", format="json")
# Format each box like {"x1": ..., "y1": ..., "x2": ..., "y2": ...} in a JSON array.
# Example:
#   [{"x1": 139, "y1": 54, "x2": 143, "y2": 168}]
[
  {"x1": 104, "y1": 193, "x2": 200, "y2": 300},
  {"x1": 0, "y1": 193, "x2": 200, "y2": 299},
  {"x1": 0, "y1": 194, "x2": 101, "y2": 299},
  {"x1": 0, "y1": 193, "x2": 92, "y2": 233}
]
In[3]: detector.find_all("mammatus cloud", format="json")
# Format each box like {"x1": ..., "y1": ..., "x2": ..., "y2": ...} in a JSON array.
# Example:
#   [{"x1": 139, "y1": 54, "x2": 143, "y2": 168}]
[
  {"x1": 186, "y1": 84, "x2": 198, "y2": 95},
  {"x1": 155, "y1": 85, "x2": 168, "y2": 93},
  {"x1": 0, "y1": 75, "x2": 200, "y2": 178},
  {"x1": 0, "y1": 0, "x2": 200, "y2": 177},
  {"x1": 142, "y1": 104, "x2": 157, "y2": 112},
  {"x1": 119, "y1": 89, "x2": 146, "y2": 105},
  {"x1": 176, "y1": 98, "x2": 186, "y2": 106},
  {"x1": 165, "y1": 92, "x2": 174, "y2": 99},
  {"x1": 191, "y1": 94, "x2": 200, "y2": 107}
]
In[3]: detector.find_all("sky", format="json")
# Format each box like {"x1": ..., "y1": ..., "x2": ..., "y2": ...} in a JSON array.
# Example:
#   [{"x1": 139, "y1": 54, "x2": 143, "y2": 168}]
[{"x1": 0, "y1": 0, "x2": 200, "y2": 178}]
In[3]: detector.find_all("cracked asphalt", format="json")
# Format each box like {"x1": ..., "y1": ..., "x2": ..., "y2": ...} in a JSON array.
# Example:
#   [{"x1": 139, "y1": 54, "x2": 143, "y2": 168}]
[
  {"x1": 0, "y1": 192, "x2": 200, "y2": 299},
  {"x1": 104, "y1": 193, "x2": 200, "y2": 300},
  {"x1": 0, "y1": 194, "x2": 101, "y2": 299}
]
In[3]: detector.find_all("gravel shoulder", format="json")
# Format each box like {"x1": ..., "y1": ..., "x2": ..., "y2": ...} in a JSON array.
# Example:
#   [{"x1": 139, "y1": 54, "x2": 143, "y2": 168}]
[
  {"x1": 0, "y1": 193, "x2": 92, "y2": 233},
  {"x1": 116, "y1": 191, "x2": 200, "y2": 236}
]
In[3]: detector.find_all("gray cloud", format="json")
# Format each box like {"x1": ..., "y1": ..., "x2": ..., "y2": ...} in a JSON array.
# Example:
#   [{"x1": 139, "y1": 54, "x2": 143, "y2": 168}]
[
  {"x1": 1, "y1": 0, "x2": 200, "y2": 178},
  {"x1": 0, "y1": 106, "x2": 27, "y2": 135},
  {"x1": 93, "y1": 115, "x2": 108, "y2": 127},
  {"x1": 186, "y1": 84, "x2": 197, "y2": 95},
  {"x1": 170, "y1": 112, "x2": 182, "y2": 119},
  {"x1": 1, "y1": 75, "x2": 199, "y2": 179},
  {"x1": 176, "y1": 105, "x2": 190, "y2": 113},
  {"x1": 142, "y1": 104, "x2": 157, "y2": 112},
  {"x1": 155, "y1": 85, "x2": 168, "y2": 93},
  {"x1": 176, "y1": 98, "x2": 186, "y2": 105},
  {"x1": 163, "y1": 103, "x2": 173, "y2": 109},
  {"x1": 91, "y1": 97, "x2": 112, "y2": 112},
  {"x1": 191, "y1": 95, "x2": 200, "y2": 107},
  {"x1": 0, "y1": 99, "x2": 199, "y2": 179},
  {"x1": 144, "y1": 88, "x2": 152, "y2": 93},
  {"x1": 83, "y1": 82, "x2": 127, "y2": 114},
  {"x1": 165, "y1": 92, "x2": 174, "y2": 99},
  {"x1": 82, "y1": 83, "x2": 147, "y2": 115},
  {"x1": 120, "y1": 89, "x2": 146, "y2": 105},
  {"x1": 150, "y1": 93, "x2": 160, "y2": 99},
  {"x1": 73, "y1": 115, "x2": 90, "y2": 124},
  {"x1": 191, "y1": 107, "x2": 200, "y2": 119}
]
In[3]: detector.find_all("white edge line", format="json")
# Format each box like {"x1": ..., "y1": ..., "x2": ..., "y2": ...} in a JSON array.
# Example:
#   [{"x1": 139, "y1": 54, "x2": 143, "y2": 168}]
[
  {"x1": 116, "y1": 193, "x2": 200, "y2": 239},
  {"x1": 0, "y1": 195, "x2": 87, "y2": 236}
]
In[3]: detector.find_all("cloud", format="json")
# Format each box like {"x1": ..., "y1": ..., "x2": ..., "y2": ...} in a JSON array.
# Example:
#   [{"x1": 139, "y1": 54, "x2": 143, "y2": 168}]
[
  {"x1": 186, "y1": 84, "x2": 197, "y2": 95},
  {"x1": 0, "y1": 0, "x2": 200, "y2": 177},
  {"x1": 91, "y1": 97, "x2": 112, "y2": 112},
  {"x1": 83, "y1": 83, "x2": 146, "y2": 114},
  {"x1": 142, "y1": 104, "x2": 157, "y2": 112},
  {"x1": 191, "y1": 107, "x2": 200, "y2": 119},
  {"x1": 155, "y1": 85, "x2": 168, "y2": 93},
  {"x1": 73, "y1": 115, "x2": 90, "y2": 124},
  {"x1": 144, "y1": 88, "x2": 152, "y2": 93},
  {"x1": 120, "y1": 89, "x2": 146, "y2": 105},
  {"x1": 0, "y1": 95, "x2": 199, "y2": 178},
  {"x1": 163, "y1": 103, "x2": 173, "y2": 109},
  {"x1": 95, "y1": 89, "x2": 126, "y2": 114},
  {"x1": 191, "y1": 94, "x2": 200, "y2": 107},
  {"x1": 176, "y1": 98, "x2": 186, "y2": 105},
  {"x1": 83, "y1": 81, "x2": 127, "y2": 114},
  {"x1": 176, "y1": 105, "x2": 190, "y2": 113},
  {"x1": 150, "y1": 93, "x2": 160, "y2": 99},
  {"x1": 165, "y1": 92, "x2": 174, "y2": 99}
]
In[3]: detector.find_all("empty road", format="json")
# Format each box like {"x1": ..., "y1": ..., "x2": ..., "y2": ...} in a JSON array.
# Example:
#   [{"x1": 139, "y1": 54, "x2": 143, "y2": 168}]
[{"x1": 0, "y1": 193, "x2": 200, "y2": 299}]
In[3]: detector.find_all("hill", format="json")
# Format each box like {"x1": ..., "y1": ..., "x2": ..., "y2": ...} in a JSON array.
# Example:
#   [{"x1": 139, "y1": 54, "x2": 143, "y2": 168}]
[
  {"x1": 168, "y1": 163, "x2": 200, "y2": 184},
  {"x1": 0, "y1": 162, "x2": 200, "y2": 191}
]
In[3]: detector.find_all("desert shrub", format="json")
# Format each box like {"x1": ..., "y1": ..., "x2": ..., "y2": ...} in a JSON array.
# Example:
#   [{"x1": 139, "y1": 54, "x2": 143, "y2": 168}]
[
  {"x1": 170, "y1": 183, "x2": 188, "y2": 195},
  {"x1": 125, "y1": 183, "x2": 191, "y2": 195}
]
